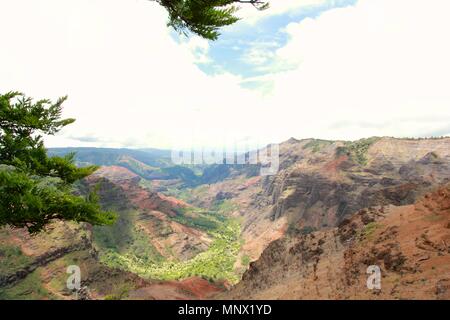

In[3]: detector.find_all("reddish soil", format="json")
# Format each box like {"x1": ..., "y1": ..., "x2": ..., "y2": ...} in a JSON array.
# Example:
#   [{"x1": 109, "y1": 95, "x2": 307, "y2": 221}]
[
  {"x1": 128, "y1": 277, "x2": 224, "y2": 300},
  {"x1": 220, "y1": 185, "x2": 450, "y2": 300}
]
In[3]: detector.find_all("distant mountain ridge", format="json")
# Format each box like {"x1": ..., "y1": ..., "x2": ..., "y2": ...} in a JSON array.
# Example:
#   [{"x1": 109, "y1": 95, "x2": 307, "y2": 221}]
[
  {"x1": 48, "y1": 147, "x2": 260, "y2": 187},
  {"x1": 48, "y1": 147, "x2": 172, "y2": 167}
]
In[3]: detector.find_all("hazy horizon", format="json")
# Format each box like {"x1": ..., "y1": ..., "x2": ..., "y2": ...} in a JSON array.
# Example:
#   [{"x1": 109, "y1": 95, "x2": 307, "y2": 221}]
[{"x1": 46, "y1": 135, "x2": 450, "y2": 153}]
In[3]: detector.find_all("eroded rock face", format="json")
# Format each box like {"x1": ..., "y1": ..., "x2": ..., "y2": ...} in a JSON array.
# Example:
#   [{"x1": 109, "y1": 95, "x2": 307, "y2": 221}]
[
  {"x1": 0, "y1": 222, "x2": 94, "y2": 288},
  {"x1": 219, "y1": 185, "x2": 450, "y2": 300},
  {"x1": 83, "y1": 166, "x2": 212, "y2": 261},
  {"x1": 176, "y1": 137, "x2": 450, "y2": 267},
  {"x1": 0, "y1": 220, "x2": 223, "y2": 300},
  {"x1": 261, "y1": 138, "x2": 450, "y2": 230},
  {"x1": 215, "y1": 191, "x2": 236, "y2": 202}
]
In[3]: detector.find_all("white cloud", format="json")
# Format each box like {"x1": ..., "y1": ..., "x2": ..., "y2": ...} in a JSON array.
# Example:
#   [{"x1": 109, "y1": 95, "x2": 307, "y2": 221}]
[
  {"x1": 179, "y1": 37, "x2": 211, "y2": 64},
  {"x1": 1, "y1": 0, "x2": 449, "y2": 150},
  {"x1": 248, "y1": 0, "x2": 450, "y2": 141},
  {"x1": 236, "y1": 0, "x2": 330, "y2": 23},
  {"x1": 240, "y1": 40, "x2": 279, "y2": 66},
  {"x1": 0, "y1": 0, "x2": 265, "y2": 149}
]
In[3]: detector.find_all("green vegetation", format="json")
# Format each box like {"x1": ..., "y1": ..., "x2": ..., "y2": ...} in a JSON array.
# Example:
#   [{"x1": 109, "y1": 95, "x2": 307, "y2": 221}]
[
  {"x1": 287, "y1": 225, "x2": 317, "y2": 236},
  {"x1": 93, "y1": 199, "x2": 242, "y2": 283},
  {"x1": 359, "y1": 222, "x2": 379, "y2": 241},
  {"x1": 165, "y1": 184, "x2": 209, "y2": 202},
  {"x1": 172, "y1": 207, "x2": 223, "y2": 231},
  {"x1": 213, "y1": 199, "x2": 239, "y2": 215},
  {"x1": 0, "y1": 245, "x2": 32, "y2": 276},
  {"x1": 395, "y1": 136, "x2": 449, "y2": 140},
  {"x1": 49, "y1": 147, "x2": 172, "y2": 169},
  {"x1": 165, "y1": 186, "x2": 193, "y2": 202},
  {"x1": 299, "y1": 226, "x2": 317, "y2": 235},
  {"x1": 45, "y1": 251, "x2": 87, "y2": 293},
  {"x1": 0, "y1": 269, "x2": 54, "y2": 300},
  {"x1": 118, "y1": 156, "x2": 158, "y2": 179},
  {"x1": 280, "y1": 188, "x2": 296, "y2": 200},
  {"x1": 241, "y1": 254, "x2": 250, "y2": 266},
  {"x1": 303, "y1": 139, "x2": 333, "y2": 153},
  {"x1": 161, "y1": 165, "x2": 200, "y2": 185},
  {"x1": 138, "y1": 179, "x2": 155, "y2": 191},
  {"x1": 99, "y1": 218, "x2": 242, "y2": 284},
  {"x1": 336, "y1": 137, "x2": 381, "y2": 166},
  {"x1": 93, "y1": 210, "x2": 164, "y2": 265},
  {"x1": 0, "y1": 92, "x2": 116, "y2": 233},
  {"x1": 103, "y1": 284, "x2": 132, "y2": 300}
]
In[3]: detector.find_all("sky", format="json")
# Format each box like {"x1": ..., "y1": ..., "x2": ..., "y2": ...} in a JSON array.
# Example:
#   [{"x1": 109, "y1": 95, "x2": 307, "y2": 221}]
[{"x1": 0, "y1": 0, "x2": 449, "y2": 150}]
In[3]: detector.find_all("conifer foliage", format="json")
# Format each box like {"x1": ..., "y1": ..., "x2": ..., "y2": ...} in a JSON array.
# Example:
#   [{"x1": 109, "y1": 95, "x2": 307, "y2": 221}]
[
  {"x1": 155, "y1": 0, "x2": 269, "y2": 40},
  {"x1": 0, "y1": 92, "x2": 116, "y2": 234}
]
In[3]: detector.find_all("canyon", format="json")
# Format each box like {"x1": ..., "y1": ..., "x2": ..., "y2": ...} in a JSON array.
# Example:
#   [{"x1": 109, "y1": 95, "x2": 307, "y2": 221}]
[{"x1": 1, "y1": 136, "x2": 449, "y2": 299}]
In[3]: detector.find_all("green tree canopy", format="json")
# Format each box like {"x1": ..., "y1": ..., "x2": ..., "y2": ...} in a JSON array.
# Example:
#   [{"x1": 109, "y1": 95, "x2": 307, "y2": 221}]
[
  {"x1": 155, "y1": 0, "x2": 269, "y2": 40},
  {"x1": 0, "y1": 92, "x2": 116, "y2": 234}
]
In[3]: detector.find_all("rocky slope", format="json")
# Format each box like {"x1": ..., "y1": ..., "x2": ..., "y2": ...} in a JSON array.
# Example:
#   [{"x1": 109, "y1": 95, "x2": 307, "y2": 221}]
[
  {"x1": 219, "y1": 184, "x2": 450, "y2": 299},
  {"x1": 0, "y1": 165, "x2": 225, "y2": 299},
  {"x1": 84, "y1": 166, "x2": 213, "y2": 261},
  {"x1": 182, "y1": 137, "x2": 450, "y2": 264},
  {"x1": 0, "y1": 221, "x2": 223, "y2": 300},
  {"x1": 2, "y1": 136, "x2": 449, "y2": 300}
]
